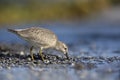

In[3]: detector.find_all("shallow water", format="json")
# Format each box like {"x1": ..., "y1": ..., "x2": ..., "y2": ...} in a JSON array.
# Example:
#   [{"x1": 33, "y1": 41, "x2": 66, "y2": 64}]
[{"x1": 0, "y1": 8, "x2": 120, "y2": 80}]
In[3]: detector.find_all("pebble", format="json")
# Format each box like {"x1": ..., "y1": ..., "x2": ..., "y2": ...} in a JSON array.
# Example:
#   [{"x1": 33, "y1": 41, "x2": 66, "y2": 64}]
[
  {"x1": 0, "y1": 51, "x2": 119, "y2": 69},
  {"x1": 20, "y1": 51, "x2": 25, "y2": 55}
]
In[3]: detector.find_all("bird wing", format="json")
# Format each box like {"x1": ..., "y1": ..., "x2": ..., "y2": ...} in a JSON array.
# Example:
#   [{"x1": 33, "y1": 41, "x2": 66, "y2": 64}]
[{"x1": 18, "y1": 27, "x2": 58, "y2": 47}]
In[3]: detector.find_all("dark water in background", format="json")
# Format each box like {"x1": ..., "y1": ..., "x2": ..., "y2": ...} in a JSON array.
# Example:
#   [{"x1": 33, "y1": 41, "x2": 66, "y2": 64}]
[{"x1": 0, "y1": 7, "x2": 120, "y2": 80}]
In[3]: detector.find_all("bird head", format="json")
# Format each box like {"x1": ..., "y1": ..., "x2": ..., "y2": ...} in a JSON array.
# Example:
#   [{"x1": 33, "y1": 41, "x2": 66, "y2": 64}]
[{"x1": 56, "y1": 41, "x2": 69, "y2": 59}]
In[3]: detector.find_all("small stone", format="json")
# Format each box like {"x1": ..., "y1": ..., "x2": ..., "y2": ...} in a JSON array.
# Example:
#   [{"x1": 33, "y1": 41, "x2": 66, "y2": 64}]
[
  {"x1": 44, "y1": 60, "x2": 50, "y2": 64},
  {"x1": 27, "y1": 57, "x2": 32, "y2": 61},
  {"x1": 20, "y1": 51, "x2": 25, "y2": 55},
  {"x1": 7, "y1": 66, "x2": 11, "y2": 70},
  {"x1": 71, "y1": 62, "x2": 75, "y2": 67}
]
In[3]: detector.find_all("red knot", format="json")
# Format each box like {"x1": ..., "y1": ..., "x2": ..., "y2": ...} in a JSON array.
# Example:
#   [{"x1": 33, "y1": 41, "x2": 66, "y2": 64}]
[{"x1": 8, "y1": 27, "x2": 69, "y2": 61}]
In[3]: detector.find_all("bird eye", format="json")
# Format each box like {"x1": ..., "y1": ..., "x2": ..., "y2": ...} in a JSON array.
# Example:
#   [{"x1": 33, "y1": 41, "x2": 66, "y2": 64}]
[{"x1": 64, "y1": 47, "x2": 67, "y2": 50}]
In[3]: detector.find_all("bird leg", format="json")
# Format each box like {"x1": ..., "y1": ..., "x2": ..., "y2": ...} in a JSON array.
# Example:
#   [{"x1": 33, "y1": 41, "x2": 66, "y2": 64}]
[
  {"x1": 30, "y1": 46, "x2": 34, "y2": 60},
  {"x1": 65, "y1": 52, "x2": 69, "y2": 59},
  {"x1": 39, "y1": 47, "x2": 45, "y2": 61}
]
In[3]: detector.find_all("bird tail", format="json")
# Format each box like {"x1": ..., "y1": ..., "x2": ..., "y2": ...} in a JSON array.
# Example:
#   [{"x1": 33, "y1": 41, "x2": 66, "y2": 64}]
[{"x1": 7, "y1": 29, "x2": 18, "y2": 34}]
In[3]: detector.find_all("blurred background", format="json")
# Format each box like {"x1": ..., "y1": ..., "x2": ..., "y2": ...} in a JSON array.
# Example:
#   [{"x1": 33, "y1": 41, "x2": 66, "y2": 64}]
[
  {"x1": 0, "y1": 1, "x2": 120, "y2": 80},
  {"x1": 0, "y1": 0, "x2": 119, "y2": 24}
]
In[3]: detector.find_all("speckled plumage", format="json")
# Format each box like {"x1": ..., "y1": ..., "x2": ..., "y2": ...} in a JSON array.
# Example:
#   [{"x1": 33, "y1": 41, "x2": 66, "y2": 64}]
[
  {"x1": 8, "y1": 27, "x2": 69, "y2": 61},
  {"x1": 13, "y1": 27, "x2": 57, "y2": 48}
]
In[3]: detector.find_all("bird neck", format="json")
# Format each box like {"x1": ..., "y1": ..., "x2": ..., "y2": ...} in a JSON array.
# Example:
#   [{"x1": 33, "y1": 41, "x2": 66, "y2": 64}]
[{"x1": 55, "y1": 41, "x2": 62, "y2": 50}]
